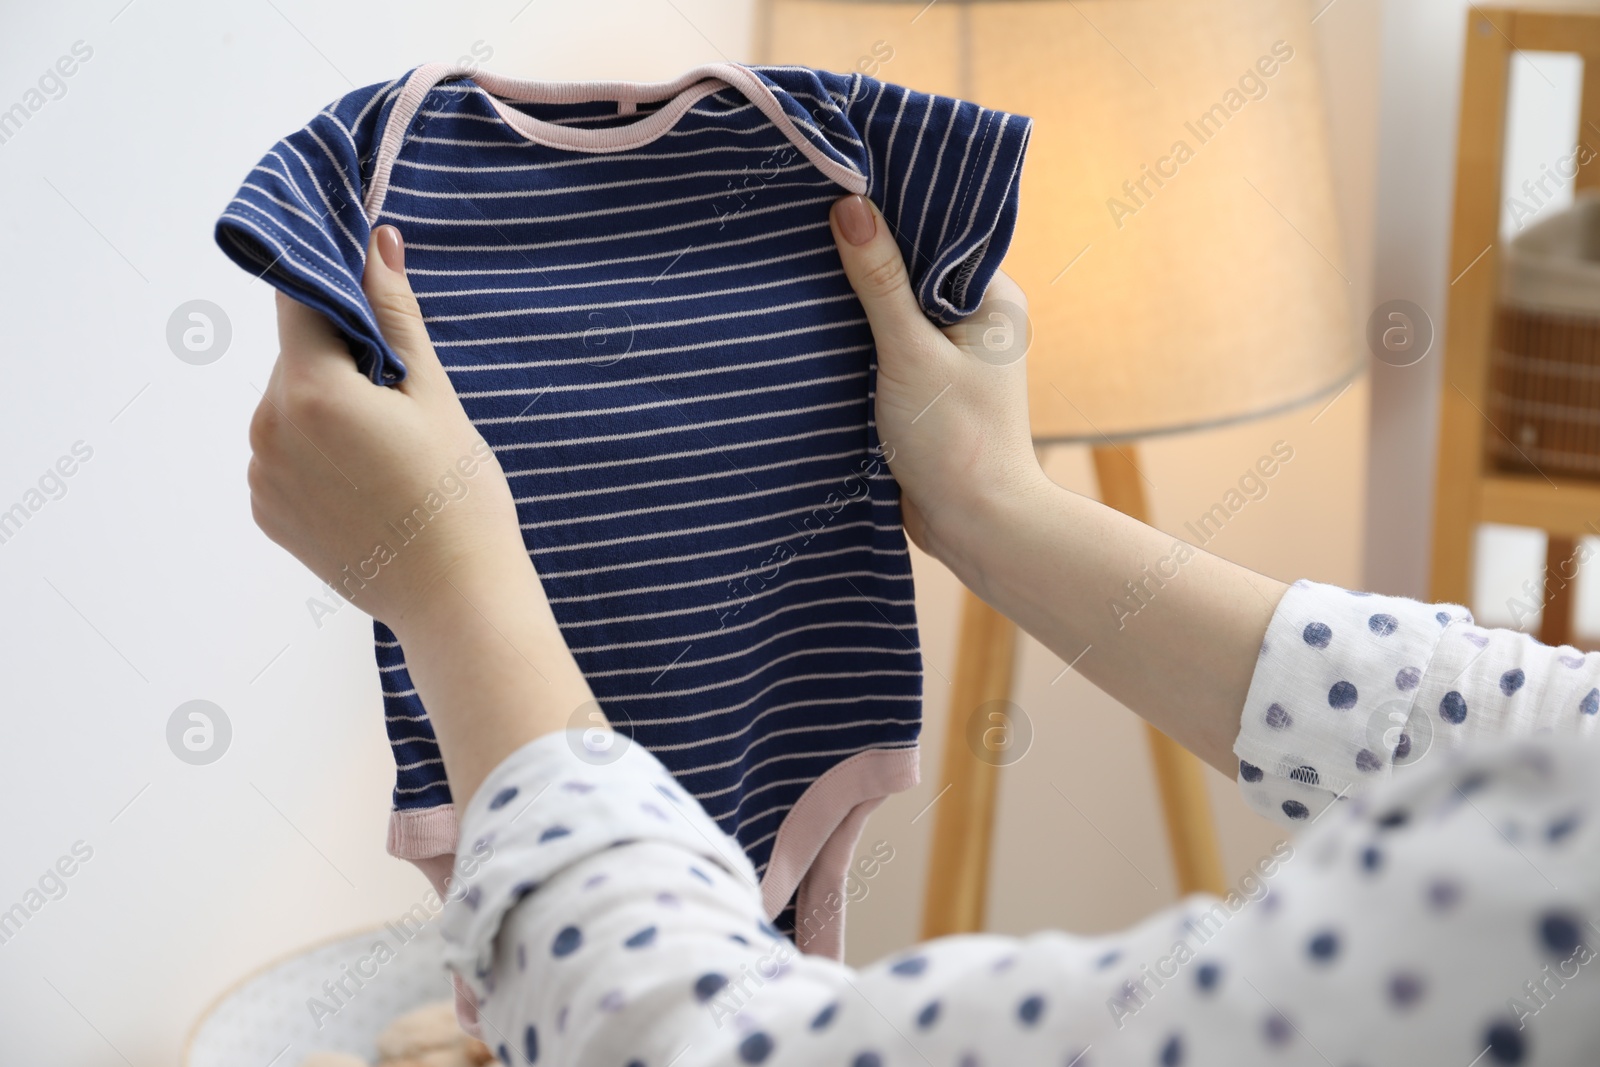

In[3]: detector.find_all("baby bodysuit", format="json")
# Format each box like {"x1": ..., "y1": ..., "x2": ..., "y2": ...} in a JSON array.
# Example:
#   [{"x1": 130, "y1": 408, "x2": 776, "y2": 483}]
[{"x1": 217, "y1": 62, "x2": 1030, "y2": 954}]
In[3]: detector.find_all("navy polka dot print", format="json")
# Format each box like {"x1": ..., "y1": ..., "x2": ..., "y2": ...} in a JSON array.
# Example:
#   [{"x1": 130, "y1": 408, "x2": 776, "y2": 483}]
[
  {"x1": 738, "y1": 1032, "x2": 774, "y2": 1063},
  {"x1": 1548, "y1": 812, "x2": 1581, "y2": 843},
  {"x1": 437, "y1": 577, "x2": 1600, "y2": 1066},
  {"x1": 1388, "y1": 972, "x2": 1424, "y2": 1009},
  {"x1": 1303, "y1": 621, "x2": 1333, "y2": 648},
  {"x1": 1393, "y1": 731, "x2": 1414, "y2": 762},
  {"x1": 551, "y1": 926, "x2": 582, "y2": 958},
  {"x1": 1427, "y1": 879, "x2": 1461, "y2": 911},
  {"x1": 1307, "y1": 931, "x2": 1339, "y2": 962},
  {"x1": 694, "y1": 973, "x2": 728, "y2": 1001},
  {"x1": 1540, "y1": 912, "x2": 1582, "y2": 956},
  {"x1": 1484, "y1": 1020, "x2": 1526, "y2": 1063}
]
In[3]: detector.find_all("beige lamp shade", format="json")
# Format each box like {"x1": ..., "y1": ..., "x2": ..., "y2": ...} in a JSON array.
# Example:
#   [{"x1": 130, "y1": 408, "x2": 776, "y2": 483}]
[{"x1": 756, "y1": 0, "x2": 1359, "y2": 442}]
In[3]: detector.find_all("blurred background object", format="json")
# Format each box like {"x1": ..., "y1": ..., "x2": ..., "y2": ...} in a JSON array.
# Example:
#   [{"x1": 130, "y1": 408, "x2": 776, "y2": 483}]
[{"x1": 1430, "y1": 5, "x2": 1600, "y2": 656}]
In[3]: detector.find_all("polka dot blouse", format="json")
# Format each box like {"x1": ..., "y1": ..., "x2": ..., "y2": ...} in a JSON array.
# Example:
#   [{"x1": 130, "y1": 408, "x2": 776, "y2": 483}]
[{"x1": 439, "y1": 578, "x2": 1600, "y2": 1064}]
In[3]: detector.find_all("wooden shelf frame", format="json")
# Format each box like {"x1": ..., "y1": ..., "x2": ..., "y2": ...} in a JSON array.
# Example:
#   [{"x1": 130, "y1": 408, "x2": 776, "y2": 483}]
[{"x1": 1431, "y1": 7, "x2": 1600, "y2": 648}]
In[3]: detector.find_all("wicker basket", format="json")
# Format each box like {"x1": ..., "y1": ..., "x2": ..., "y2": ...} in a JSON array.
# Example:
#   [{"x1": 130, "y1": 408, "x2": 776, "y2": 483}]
[{"x1": 1489, "y1": 193, "x2": 1600, "y2": 478}]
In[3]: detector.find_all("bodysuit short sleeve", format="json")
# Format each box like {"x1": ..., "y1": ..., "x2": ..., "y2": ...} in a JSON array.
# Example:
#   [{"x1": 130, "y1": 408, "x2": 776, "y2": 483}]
[
  {"x1": 214, "y1": 76, "x2": 410, "y2": 385},
  {"x1": 757, "y1": 66, "x2": 1033, "y2": 325}
]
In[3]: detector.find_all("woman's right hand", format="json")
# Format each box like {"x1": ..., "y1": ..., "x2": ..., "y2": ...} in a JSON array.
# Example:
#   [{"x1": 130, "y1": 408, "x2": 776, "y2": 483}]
[
  {"x1": 828, "y1": 193, "x2": 1287, "y2": 774},
  {"x1": 826, "y1": 194, "x2": 1047, "y2": 581}
]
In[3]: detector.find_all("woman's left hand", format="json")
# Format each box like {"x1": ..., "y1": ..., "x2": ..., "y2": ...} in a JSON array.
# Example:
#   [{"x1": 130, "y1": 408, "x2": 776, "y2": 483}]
[{"x1": 247, "y1": 225, "x2": 529, "y2": 630}]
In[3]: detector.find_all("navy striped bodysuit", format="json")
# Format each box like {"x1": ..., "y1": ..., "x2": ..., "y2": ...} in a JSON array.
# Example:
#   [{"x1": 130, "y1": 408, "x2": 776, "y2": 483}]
[{"x1": 216, "y1": 61, "x2": 1030, "y2": 954}]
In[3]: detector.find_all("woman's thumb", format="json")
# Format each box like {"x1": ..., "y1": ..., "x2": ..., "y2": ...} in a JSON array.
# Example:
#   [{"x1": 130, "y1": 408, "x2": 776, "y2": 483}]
[
  {"x1": 363, "y1": 225, "x2": 443, "y2": 387},
  {"x1": 829, "y1": 195, "x2": 935, "y2": 354}
]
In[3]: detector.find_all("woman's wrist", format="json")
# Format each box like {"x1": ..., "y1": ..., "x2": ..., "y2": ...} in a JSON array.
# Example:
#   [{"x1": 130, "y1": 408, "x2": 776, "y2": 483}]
[
  {"x1": 388, "y1": 545, "x2": 595, "y2": 807},
  {"x1": 392, "y1": 547, "x2": 590, "y2": 708},
  {"x1": 387, "y1": 537, "x2": 533, "y2": 640},
  {"x1": 923, "y1": 465, "x2": 1062, "y2": 604}
]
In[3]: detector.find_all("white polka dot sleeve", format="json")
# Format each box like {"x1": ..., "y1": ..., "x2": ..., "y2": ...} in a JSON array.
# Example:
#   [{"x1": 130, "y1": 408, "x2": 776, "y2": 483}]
[
  {"x1": 439, "y1": 584, "x2": 1600, "y2": 1065},
  {"x1": 1234, "y1": 578, "x2": 1600, "y2": 827}
]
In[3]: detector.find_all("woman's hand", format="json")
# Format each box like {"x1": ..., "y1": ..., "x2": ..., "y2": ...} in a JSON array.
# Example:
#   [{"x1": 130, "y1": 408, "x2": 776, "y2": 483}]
[
  {"x1": 248, "y1": 224, "x2": 593, "y2": 805},
  {"x1": 826, "y1": 194, "x2": 1048, "y2": 579},
  {"x1": 247, "y1": 226, "x2": 528, "y2": 631},
  {"x1": 827, "y1": 193, "x2": 1284, "y2": 773}
]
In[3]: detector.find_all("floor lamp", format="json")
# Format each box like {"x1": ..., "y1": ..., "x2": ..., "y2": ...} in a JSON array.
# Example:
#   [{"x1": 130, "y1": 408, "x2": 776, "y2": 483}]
[{"x1": 755, "y1": 0, "x2": 1361, "y2": 933}]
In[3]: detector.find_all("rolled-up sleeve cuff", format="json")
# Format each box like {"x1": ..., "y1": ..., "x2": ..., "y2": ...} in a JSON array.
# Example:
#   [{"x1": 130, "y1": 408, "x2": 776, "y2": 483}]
[
  {"x1": 438, "y1": 729, "x2": 759, "y2": 999},
  {"x1": 1233, "y1": 578, "x2": 1472, "y2": 826}
]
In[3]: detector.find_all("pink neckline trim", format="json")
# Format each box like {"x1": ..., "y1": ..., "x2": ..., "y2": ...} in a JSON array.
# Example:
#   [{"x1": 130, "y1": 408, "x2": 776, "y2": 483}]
[{"x1": 363, "y1": 61, "x2": 867, "y2": 220}]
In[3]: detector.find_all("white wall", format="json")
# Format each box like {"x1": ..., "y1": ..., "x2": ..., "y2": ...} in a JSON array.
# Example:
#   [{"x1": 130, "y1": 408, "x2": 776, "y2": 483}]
[{"x1": 0, "y1": 3, "x2": 744, "y2": 1063}]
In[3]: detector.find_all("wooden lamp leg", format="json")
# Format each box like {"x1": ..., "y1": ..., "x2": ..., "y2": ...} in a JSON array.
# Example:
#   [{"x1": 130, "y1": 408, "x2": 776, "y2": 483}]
[
  {"x1": 920, "y1": 590, "x2": 1018, "y2": 939},
  {"x1": 1141, "y1": 724, "x2": 1229, "y2": 896},
  {"x1": 1090, "y1": 445, "x2": 1228, "y2": 898}
]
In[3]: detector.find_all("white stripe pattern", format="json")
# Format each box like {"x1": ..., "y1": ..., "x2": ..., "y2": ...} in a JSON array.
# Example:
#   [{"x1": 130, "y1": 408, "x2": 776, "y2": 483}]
[{"x1": 214, "y1": 62, "x2": 1030, "y2": 894}]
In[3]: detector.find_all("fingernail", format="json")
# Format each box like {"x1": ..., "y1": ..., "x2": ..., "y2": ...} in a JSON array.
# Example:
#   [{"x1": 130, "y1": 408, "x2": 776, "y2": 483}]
[
  {"x1": 376, "y1": 225, "x2": 405, "y2": 272},
  {"x1": 835, "y1": 195, "x2": 876, "y2": 246}
]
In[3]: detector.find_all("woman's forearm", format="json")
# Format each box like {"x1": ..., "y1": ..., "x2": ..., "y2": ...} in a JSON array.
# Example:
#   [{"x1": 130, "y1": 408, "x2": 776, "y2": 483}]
[
  {"x1": 940, "y1": 474, "x2": 1288, "y2": 774},
  {"x1": 390, "y1": 553, "x2": 596, "y2": 810},
  {"x1": 391, "y1": 470, "x2": 1280, "y2": 808}
]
